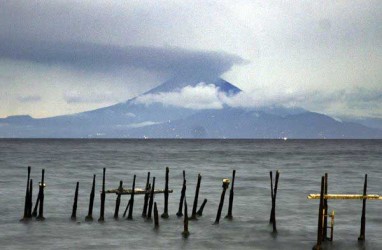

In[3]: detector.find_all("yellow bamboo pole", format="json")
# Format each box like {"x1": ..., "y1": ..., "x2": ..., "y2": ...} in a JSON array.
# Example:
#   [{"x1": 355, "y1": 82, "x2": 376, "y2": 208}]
[{"x1": 308, "y1": 194, "x2": 382, "y2": 200}]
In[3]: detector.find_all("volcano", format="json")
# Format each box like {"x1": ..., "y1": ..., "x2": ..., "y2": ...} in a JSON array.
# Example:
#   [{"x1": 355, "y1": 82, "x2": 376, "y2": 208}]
[{"x1": 1, "y1": 78, "x2": 381, "y2": 138}]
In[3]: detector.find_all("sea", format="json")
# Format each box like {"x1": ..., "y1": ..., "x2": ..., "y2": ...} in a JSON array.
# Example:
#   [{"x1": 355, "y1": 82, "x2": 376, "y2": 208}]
[{"x1": 0, "y1": 139, "x2": 381, "y2": 250}]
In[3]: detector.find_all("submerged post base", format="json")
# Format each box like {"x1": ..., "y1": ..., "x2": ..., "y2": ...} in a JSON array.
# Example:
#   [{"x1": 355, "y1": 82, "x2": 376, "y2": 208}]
[{"x1": 85, "y1": 216, "x2": 93, "y2": 222}]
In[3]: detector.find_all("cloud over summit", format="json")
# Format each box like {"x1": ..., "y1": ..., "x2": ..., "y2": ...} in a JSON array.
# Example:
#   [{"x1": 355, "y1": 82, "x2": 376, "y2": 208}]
[{"x1": 0, "y1": 39, "x2": 244, "y2": 81}]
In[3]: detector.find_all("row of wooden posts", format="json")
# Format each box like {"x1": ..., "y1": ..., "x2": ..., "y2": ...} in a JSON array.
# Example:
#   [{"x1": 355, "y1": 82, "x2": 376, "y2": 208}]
[
  {"x1": 311, "y1": 173, "x2": 370, "y2": 250},
  {"x1": 20, "y1": 167, "x2": 280, "y2": 237}
]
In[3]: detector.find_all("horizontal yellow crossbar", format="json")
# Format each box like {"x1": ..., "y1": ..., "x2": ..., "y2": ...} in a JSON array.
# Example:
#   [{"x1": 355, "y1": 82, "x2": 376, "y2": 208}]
[{"x1": 307, "y1": 194, "x2": 382, "y2": 200}]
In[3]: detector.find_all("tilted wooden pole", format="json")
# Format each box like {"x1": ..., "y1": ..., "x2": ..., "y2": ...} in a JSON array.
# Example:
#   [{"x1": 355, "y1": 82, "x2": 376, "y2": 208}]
[
  {"x1": 36, "y1": 169, "x2": 45, "y2": 221},
  {"x1": 21, "y1": 166, "x2": 31, "y2": 221},
  {"x1": 147, "y1": 177, "x2": 156, "y2": 219},
  {"x1": 154, "y1": 202, "x2": 159, "y2": 228},
  {"x1": 182, "y1": 192, "x2": 189, "y2": 238},
  {"x1": 312, "y1": 176, "x2": 325, "y2": 250},
  {"x1": 196, "y1": 198, "x2": 207, "y2": 216},
  {"x1": 214, "y1": 179, "x2": 230, "y2": 224},
  {"x1": 176, "y1": 171, "x2": 186, "y2": 217},
  {"x1": 358, "y1": 174, "x2": 367, "y2": 241},
  {"x1": 190, "y1": 174, "x2": 201, "y2": 220},
  {"x1": 161, "y1": 167, "x2": 170, "y2": 219},
  {"x1": 142, "y1": 172, "x2": 150, "y2": 217},
  {"x1": 127, "y1": 175, "x2": 136, "y2": 220},
  {"x1": 27, "y1": 179, "x2": 33, "y2": 218},
  {"x1": 114, "y1": 180, "x2": 123, "y2": 219},
  {"x1": 71, "y1": 182, "x2": 79, "y2": 220},
  {"x1": 323, "y1": 173, "x2": 328, "y2": 241},
  {"x1": 225, "y1": 170, "x2": 236, "y2": 219},
  {"x1": 98, "y1": 168, "x2": 106, "y2": 222},
  {"x1": 269, "y1": 171, "x2": 274, "y2": 224},
  {"x1": 85, "y1": 174, "x2": 96, "y2": 221}
]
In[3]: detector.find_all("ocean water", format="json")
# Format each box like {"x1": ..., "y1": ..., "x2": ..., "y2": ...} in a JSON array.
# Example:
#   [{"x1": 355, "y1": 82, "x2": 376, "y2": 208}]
[{"x1": 0, "y1": 139, "x2": 381, "y2": 250}]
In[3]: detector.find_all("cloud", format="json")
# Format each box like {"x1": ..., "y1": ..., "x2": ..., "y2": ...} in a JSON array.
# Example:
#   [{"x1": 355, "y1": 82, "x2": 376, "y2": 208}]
[
  {"x1": 0, "y1": 39, "x2": 244, "y2": 82},
  {"x1": 135, "y1": 82, "x2": 306, "y2": 110},
  {"x1": 17, "y1": 95, "x2": 42, "y2": 103},
  {"x1": 135, "y1": 82, "x2": 382, "y2": 119},
  {"x1": 0, "y1": 1, "x2": 381, "y2": 119},
  {"x1": 135, "y1": 83, "x2": 224, "y2": 110}
]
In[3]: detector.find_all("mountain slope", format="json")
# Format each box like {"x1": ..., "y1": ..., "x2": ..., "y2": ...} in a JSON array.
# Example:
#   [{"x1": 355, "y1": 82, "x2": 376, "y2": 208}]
[
  {"x1": 0, "y1": 78, "x2": 381, "y2": 138},
  {"x1": 126, "y1": 108, "x2": 382, "y2": 139}
]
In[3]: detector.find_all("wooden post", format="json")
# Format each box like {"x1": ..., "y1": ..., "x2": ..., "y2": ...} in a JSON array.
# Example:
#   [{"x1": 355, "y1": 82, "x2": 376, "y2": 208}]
[
  {"x1": 27, "y1": 179, "x2": 33, "y2": 218},
  {"x1": 225, "y1": 170, "x2": 236, "y2": 219},
  {"x1": 161, "y1": 167, "x2": 169, "y2": 219},
  {"x1": 191, "y1": 173, "x2": 201, "y2": 220},
  {"x1": 214, "y1": 179, "x2": 230, "y2": 224},
  {"x1": 358, "y1": 174, "x2": 367, "y2": 241},
  {"x1": 127, "y1": 175, "x2": 136, "y2": 220},
  {"x1": 176, "y1": 171, "x2": 186, "y2": 217},
  {"x1": 123, "y1": 199, "x2": 131, "y2": 218},
  {"x1": 98, "y1": 168, "x2": 106, "y2": 222},
  {"x1": 147, "y1": 177, "x2": 156, "y2": 219},
  {"x1": 182, "y1": 190, "x2": 189, "y2": 238},
  {"x1": 142, "y1": 172, "x2": 150, "y2": 217},
  {"x1": 22, "y1": 166, "x2": 31, "y2": 220},
  {"x1": 269, "y1": 171, "x2": 274, "y2": 224},
  {"x1": 196, "y1": 198, "x2": 207, "y2": 216},
  {"x1": 312, "y1": 176, "x2": 325, "y2": 250},
  {"x1": 85, "y1": 174, "x2": 96, "y2": 221},
  {"x1": 36, "y1": 169, "x2": 45, "y2": 221},
  {"x1": 323, "y1": 173, "x2": 328, "y2": 241},
  {"x1": 272, "y1": 171, "x2": 280, "y2": 233},
  {"x1": 71, "y1": 182, "x2": 79, "y2": 220},
  {"x1": 32, "y1": 195, "x2": 39, "y2": 217},
  {"x1": 114, "y1": 181, "x2": 123, "y2": 219},
  {"x1": 154, "y1": 202, "x2": 159, "y2": 228}
]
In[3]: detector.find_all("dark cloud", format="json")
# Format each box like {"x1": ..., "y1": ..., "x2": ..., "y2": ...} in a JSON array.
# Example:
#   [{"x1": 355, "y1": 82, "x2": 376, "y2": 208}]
[{"x1": 0, "y1": 39, "x2": 245, "y2": 82}]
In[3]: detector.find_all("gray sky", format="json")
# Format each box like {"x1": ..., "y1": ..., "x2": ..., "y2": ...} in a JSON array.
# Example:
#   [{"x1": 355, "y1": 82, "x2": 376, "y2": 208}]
[{"x1": 0, "y1": 0, "x2": 381, "y2": 118}]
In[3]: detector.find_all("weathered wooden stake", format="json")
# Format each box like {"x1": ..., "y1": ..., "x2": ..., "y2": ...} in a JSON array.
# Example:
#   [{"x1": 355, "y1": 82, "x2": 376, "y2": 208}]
[
  {"x1": 154, "y1": 202, "x2": 159, "y2": 228},
  {"x1": 225, "y1": 170, "x2": 236, "y2": 219},
  {"x1": 323, "y1": 173, "x2": 328, "y2": 241},
  {"x1": 27, "y1": 179, "x2": 33, "y2": 218},
  {"x1": 312, "y1": 176, "x2": 325, "y2": 250},
  {"x1": 358, "y1": 174, "x2": 367, "y2": 241},
  {"x1": 123, "y1": 199, "x2": 131, "y2": 218},
  {"x1": 127, "y1": 175, "x2": 136, "y2": 220},
  {"x1": 196, "y1": 198, "x2": 207, "y2": 216},
  {"x1": 214, "y1": 179, "x2": 230, "y2": 224},
  {"x1": 36, "y1": 169, "x2": 45, "y2": 221},
  {"x1": 71, "y1": 182, "x2": 79, "y2": 220},
  {"x1": 269, "y1": 170, "x2": 280, "y2": 232},
  {"x1": 22, "y1": 166, "x2": 31, "y2": 220},
  {"x1": 269, "y1": 171, "x2": 274, "y2": 224},
  {"x1": 114, "y1": 180, "x2": 123, "y2": 219},
  {"x1": 190, "y1": 173, "x2": 201, "y2": 220},
  {"x1": 147, "y1": 177, "x2": 156, "y2": 219},
  {"x1": 98, "y1": 168, "x2": 106, "y2": 222},
  {"x1": 85, "y1": 174, "x2": 96, "y2": 221},
  {"x1": 272, "y1": 171, "x2": 280, "y2": 233},
  {"x1": 161, "y1": 167, "x2": 169, "y2": 219},
  {"x1": 176, "y1": 170, "x2": 186, "y2": 217},
  {"x1": 182, "y1": 192, "x2": 189, "y2": 238},
  {"x1": 142, "y1": 172, "x2": 151, "y2": 217},
  {"x1": 32, "y1": 195, "x2": 39, "y2": 217}
]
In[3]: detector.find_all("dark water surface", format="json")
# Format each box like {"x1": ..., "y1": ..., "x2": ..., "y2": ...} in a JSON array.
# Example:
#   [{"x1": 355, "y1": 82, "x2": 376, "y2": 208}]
[{"x1": 0, "y1": 139, "x2": 381, "y2": 250}]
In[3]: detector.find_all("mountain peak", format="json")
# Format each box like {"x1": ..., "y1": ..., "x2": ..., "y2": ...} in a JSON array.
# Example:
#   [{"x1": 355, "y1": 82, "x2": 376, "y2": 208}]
[{"x1": 143, "y1": 77, "x2": 241, "y2": 95}]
